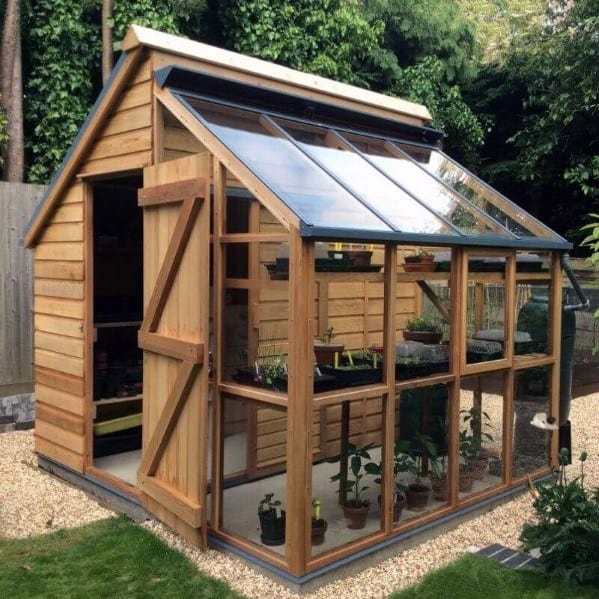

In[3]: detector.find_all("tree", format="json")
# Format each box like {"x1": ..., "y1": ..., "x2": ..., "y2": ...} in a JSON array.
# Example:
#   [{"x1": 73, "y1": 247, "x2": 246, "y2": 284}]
[
  {"x1": 208, "y1": 0, "x2": 400, "y2": 90},
  {"x1": 1, "y1": 0, "x2": 24, "y2": 181},
  {"x1": 101, "y1": 0, "x2": 113, "y2": 84}
]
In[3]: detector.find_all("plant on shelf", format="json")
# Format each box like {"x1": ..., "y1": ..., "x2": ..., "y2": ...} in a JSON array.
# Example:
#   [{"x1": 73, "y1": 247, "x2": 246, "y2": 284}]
[
  {"x1": 364, "y1": 439, "x2": 412, "y2": 522},
  {"x1": 330, "y1": 442, "x2": 373, "y2": 529},
  {"x1": 405, "y1": 434, "x2": 434, "y2": 511},
  {"x1": 257, "y1": 493, "x2": 285, "y2": 546},
  {"x1": 404, "y1": 248, "x2": 434, "y2": 263},
  {"x1": 311, "y1": 498, "x2": 327, "y2": 546},
  {"x1": 259, "y1": 354, "x2": 287, "y2": 389},
  {"x1": 314, "y1": 327, "x2": 345, "y2": 366},
  {"x1": 428, "y1": 443, "x2": 449, "y2": 502},
  {"x1": 403, "y1": 316, "x2": 443, "y2": 344},
  {"x1": 403, "y1": 249, "x2": 437, "y2": 272},
  {"x1": 459, "y1": 406, "x2": 494, "y2": 482},
  {"x1": 521, "y1": 449, "x2": 599, "y2": 586}
]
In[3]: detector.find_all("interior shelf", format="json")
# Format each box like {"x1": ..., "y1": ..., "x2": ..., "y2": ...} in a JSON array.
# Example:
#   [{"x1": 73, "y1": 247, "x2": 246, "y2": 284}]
[{"x1": 94, "y1": 321, "x2": 142, "y2": 328}]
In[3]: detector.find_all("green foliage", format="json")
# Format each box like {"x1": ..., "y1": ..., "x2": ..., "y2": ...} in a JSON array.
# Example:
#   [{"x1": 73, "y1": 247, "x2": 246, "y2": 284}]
[
  {"x1": 393, "y1": 57, "x2": 485, "y2": 165},
  {"x1": 405, "y1": 316, "x2": 442, "y2": 334},
  {"x1": 25, "y1": 0, "x2": 99, "y2": 183},
  {"x1": 365, "y1": 0, "x2": 479, "y2": 85},
  {"x1": 391, "y1": 552, "x2": 599, "y2": 599},
  {"x1": 521, "y1": 449, "x2": 599, "y2": 586},
  {"x1": 329, "y1": 442, "x2": 372, "y2": 507},
  {"x1": 0, "y1": 516, "x2": 242, "y2": 598},
  {"x1": 503, "y1": 0, "x2": 599, "y2": 235},
  {"x1": 365, "y1": 439, "x2": 413, "y2": 489},
  {"x1": 210, "y1": 0, "x2": 400, "y2": 90},
  {"x1": 111, "y1": 0, "x2": 181, "y2": 46}
]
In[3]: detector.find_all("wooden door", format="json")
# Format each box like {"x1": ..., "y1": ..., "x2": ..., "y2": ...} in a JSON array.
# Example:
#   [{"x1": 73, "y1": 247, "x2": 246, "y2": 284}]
[{"x1": 136, "y1": 155, "x2": 211, "y2": 547}]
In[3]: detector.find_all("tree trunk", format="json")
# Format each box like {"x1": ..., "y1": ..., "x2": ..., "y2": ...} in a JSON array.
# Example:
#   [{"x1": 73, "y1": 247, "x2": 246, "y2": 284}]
[
  {"x1": 1, "y1": 0, "x2": 24, "y2": 181},
  {"x1": 102, "y1": 0, "x2": 114, "y2": 84}
]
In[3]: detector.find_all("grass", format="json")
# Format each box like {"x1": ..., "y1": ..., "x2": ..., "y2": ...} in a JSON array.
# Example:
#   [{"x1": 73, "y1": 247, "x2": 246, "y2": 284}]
[
  {"x1": 391, "y1": 553, "x2": 599, "y2": 599},
  {"x1": 0, "y1": 516, "x2": 244, "y2": 599}
]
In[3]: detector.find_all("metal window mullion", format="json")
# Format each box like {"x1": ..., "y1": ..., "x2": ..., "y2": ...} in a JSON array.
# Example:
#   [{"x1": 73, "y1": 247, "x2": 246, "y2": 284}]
[
  {"x1": 435, "y1": 148, "x2": 564, "y2": 242},
  {"x1": 385, "y1": 140, "x2": 516, "y2": 239},
  {"x1": 260, "y1": 114, "x2": 400, "y2": 232},
  {"x1": 329, "y1": 129, "x2": 464, "y2": 237}
]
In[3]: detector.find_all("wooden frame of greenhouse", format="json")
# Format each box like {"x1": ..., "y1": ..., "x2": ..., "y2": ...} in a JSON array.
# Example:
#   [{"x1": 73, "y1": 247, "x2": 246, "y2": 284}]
[{"x1": 24, "y1": 25, "x2": 577, "y2": 581}]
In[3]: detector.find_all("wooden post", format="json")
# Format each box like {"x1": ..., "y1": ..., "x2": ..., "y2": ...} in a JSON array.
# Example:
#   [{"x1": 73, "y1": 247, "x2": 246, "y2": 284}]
[
  {"x1": 285, "y1": 234, "x2": 314, "y2": 576},
  {"x1": 211, "y1": 159, "x2": 226, "y2": 529},
  {"x1": 449, "y1": 248, "x2": 466, "y2": 505},
  {"x1": 382, "y1": 244, "x2": 397, "y2": 532},
  {"x1": 549, "y1": 252, "x2": 563, "y2": 467}
]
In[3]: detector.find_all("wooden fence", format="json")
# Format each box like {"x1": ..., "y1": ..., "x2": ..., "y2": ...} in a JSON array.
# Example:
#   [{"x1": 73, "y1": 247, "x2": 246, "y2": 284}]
[{"x1": 0, "y1": 182, "x2": 46, "y2": 392}]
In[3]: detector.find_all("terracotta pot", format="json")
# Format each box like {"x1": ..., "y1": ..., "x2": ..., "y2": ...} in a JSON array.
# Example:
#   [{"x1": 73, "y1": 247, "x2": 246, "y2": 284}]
[
  {"x1": 342, "y1": 501, "x2": 370, "y2": 529},
  {"x1": 430, "y1": 474, "x2": 449, "y2": 501},
  {"x1": 403, "y1": 330, "x2": 442, "y2": 344},
  {"x1": 405, "y1": 254, "x2": 434, "y2": 264},
  {"x1": 459, "y1": 468, "x2": 474, "y2": 492},
  {"x1": 377, "y1": 492, "x2": 407, "y2": 522},
  {"x1": 311, "y1": 518, "x2": 327, "y2": 545},
  {"x1": 467, "y1": 456, "x2": 489, "y2": 481},
  {"x1": 406, "y1": 484, "x2": 430, "y2": 511},
  {"x1": 314, "y1": 341, "x2": 345, "y2": 366}
]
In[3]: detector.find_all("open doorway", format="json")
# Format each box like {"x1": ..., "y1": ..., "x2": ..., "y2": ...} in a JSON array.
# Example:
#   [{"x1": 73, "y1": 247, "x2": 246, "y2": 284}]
[{"x1": 91, "y1": 176, "x2": 143, "y2": 485}]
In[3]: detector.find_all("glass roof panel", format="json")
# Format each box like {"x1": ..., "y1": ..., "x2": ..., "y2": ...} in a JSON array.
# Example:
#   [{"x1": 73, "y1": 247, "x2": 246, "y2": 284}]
[
  {"x1": 275, "y1": 119, "x2": 458, "y2": 236},
  {"x1": 394, "y1": 142, "x2": 559, "y2": 240},
  {"x1": 178, "y1": 96, "x2": 392, "y2": 231},
  {"x1": 341, "y1": 133, "x2": 507, "y2": 238}
]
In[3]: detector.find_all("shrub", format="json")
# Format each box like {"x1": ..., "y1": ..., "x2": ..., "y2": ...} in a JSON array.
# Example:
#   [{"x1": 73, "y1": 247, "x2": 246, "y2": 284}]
[{"x1": 520, "y1": 449, "x2": 599, "y2": 586}]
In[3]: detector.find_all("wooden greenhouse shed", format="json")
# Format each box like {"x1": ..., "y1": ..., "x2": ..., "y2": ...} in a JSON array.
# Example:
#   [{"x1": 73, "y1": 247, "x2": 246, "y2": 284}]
[{"x1": 24, "y1": 25, "x2": 579, "y2": 580}]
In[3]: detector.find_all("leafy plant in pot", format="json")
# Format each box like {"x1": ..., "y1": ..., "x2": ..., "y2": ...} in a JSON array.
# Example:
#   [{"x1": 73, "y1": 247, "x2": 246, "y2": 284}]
[
  {"x1": 428, "y1": 444, "x2": 449, "y2": 502},
  {"x1": 314, "y1": 327, "x2": 345, "y2": 366},
  {"x1": 403, "y1": 316, "x2": 443, "y2": 344},
  {"x1": 459, "y1": 407, "x2": 494, "y2": 482},
  {"x1": 311, "y1": 498, "x2": 327, "y2": 545},
  {"x1": 258, "y1": 493, "x2": 285, "y2": 546},
  {"x1": 364, "y1": 440, "x2": 411, "y2": 522},
  {"x1": 405, "y1": 434, "x2": 434, "y2": 510},
  {"x1": 330, "y1": 442, "x2": 372, "y2": 529}
]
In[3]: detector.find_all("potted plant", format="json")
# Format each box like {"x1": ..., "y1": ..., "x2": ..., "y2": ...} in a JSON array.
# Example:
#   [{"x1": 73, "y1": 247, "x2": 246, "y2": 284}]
[
  {"x1": 428, "y1": 445, "x2": 449, "y2": 502},
  {"x1": 258, "y1": 493, "x2": 285, "y2": 546},
  {"x1": 329, "y1": 244, "x2": 374, "y2": 267},
  {"x1": 460, "y1": 407, "x2": 494, "y2": 481},
  {"x1": 364, "y1": 440, "x2": 411, "y2": 522},
  {"x1": 330, "y1": 442, "x2": 372, "y2": 529},
  {"x1": 403, "y1": 316, "x2": 443, "y2": 344},
  {"x1": 311, "y1": 498, "x2": 327, "y2": 545},
  {"x1": 320, "y1": 350, "x2": 383, "y2": 387},
  {"x1": 403, "y1": 249, "x2": 437, "y2": 272},
  {"x1": 314, "y1": 327, "x2": 345, "y2": 366},
  {"x1": 405, "y1": 434, "x2": 434, "y2": 510}
]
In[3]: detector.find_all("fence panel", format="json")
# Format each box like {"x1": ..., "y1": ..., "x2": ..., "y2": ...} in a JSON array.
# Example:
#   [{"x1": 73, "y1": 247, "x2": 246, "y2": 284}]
[{"x1": 0, "y1": 182, "x2": 46, "y2": 391}]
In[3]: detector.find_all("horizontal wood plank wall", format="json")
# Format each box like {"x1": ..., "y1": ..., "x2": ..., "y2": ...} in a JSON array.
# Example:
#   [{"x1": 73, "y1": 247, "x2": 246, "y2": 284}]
[
  {"x1": 34, "y1": 181, "x2": 86, "y2": 472},
  {"x1": 79, "y1": 57, "x2": 153, "y2": 177},
  {"x1": 163, "y1": 121, "x2": 207, "y2": 162}
]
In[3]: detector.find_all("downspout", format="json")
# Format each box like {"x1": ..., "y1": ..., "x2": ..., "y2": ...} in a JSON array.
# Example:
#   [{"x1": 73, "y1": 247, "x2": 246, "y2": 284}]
[{"x1": 561, "y1": 252, "x2": 590, "y2": 311}]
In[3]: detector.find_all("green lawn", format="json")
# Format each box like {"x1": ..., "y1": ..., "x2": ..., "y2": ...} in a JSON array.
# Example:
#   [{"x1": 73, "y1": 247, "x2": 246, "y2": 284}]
[
  {"x1": 0, "y1": 516, "x2": 244, "y2": 599},
  {"x1": 391, "y1": 553, "x2": 599, "y2": 599}
]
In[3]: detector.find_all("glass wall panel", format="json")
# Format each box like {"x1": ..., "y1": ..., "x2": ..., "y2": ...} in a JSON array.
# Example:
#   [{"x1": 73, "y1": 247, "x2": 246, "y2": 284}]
[
  {"x1": 339, "y1": 133, "x2": 502, "y2": 237},
  {"x1": 277, "y1": 121, "x2": 456, "y2": 235},
  {"x1": 466, "y1": 255, "x2": 508, "y2": 364},
  {"x1": 514, "y1": 252, "x2": 552, "y2": 355},
  {"x1": 394, "y1": 384, "x2": 450, "y2": 523},
  {"x1": 179, "y1": 95, "x2": 392, "y2": 231},
  {"x1": 309, "y1": 242, "x2": 386, "y2": 393},
  {"x1": 459, "y1": 374, "x2": 505, "y2": 499},
  {"x1": 397, "y1": 246, "x2": 451, "y2": 379},
  {"x1": 393, "y1": 142, "x2": 559, "y2": 240},
  {"x1": 311, "y1": 396, "x2": 384, "y2": 556},
  {"x1": 513, "y1": 367, "x2": 552, "y2": 478},
  {"x1": 221, "y1": 396, "x2": 288, "y2": 554}
]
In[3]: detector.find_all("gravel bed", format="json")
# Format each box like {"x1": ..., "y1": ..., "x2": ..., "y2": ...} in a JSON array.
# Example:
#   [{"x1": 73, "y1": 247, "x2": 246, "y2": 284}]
[
  {"x1": 0, "y1": 431, "x2": 112, "y2": 538},
  {"x1": 1, "y1": 392, "x2": 597, "y2": 597}
]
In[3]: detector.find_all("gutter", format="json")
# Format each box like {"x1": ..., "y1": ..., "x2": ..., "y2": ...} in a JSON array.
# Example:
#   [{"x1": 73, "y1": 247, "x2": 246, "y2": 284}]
[{"x1": 561, "y1": 252, "x2": 590, "y2": 312}]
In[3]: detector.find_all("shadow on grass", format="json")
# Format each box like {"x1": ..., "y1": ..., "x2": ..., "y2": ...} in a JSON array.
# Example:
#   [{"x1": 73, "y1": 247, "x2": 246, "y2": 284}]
[
  {"x1": 391, "y1": 553, "x2": 599, "y2": 599},
  {"x1": 0, "y1": 515, "x2": 244, "y2": 599}
]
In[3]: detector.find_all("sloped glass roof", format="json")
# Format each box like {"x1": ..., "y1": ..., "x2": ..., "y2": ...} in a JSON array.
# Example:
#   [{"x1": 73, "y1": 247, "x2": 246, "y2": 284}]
[{"x1": 173, "y1": 91, "x2": 569, "y2": 249}]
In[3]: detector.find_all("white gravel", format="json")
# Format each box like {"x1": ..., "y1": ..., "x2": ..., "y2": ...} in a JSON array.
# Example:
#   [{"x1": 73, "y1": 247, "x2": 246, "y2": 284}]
[{"x1": 1, "y1": 392, "x2": 597, "y2": 598}]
